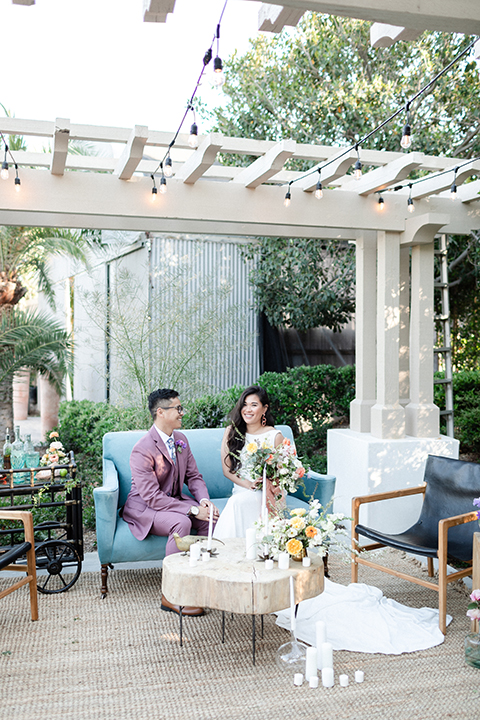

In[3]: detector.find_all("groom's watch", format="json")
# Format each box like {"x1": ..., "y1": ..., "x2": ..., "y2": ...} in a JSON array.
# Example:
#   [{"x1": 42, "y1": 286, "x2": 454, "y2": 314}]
[{"x1": 188, "y1": 506, "x2": 200, "y2": 517}]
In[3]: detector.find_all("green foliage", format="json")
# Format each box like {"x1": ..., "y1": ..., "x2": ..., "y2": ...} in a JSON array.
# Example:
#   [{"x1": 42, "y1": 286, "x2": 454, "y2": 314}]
[
  {"x1": 182, "y1": 386, "x2": 245, "y2": 429},
  {"x1": 241, "y1": 237, "x2": 355, "y2": 332},
  {"x1": 435, "y1": 370, "x2": 480, "y2": 454}
]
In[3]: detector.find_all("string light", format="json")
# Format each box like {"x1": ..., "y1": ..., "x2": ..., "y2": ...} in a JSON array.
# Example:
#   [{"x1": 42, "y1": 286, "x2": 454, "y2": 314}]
[
  {"x1": 378, "y1": 195, "x2": 385, "y2": 210},
  {"x1": 314, "y1": 172, "x2": 323, "y2": 199},
  {"x1": 354, "y1": 146, "x2": 362, "y2": 180},
  {"x1": 150, "y1": 174, "x2": 158, "y2": 201},
  {"x1": 400, "y1": 103, "x2": 412, "y2": 149},
  {"x1": 14, "y1": 164, "x2": 20, "y2": 192},
  {"x1": 284, "y1": 184, "x2": 292, "y2": 207},
  {"x1": 164, "y1": 154, "x2": 173, "y2": 178},
  {"x1": 160, "y1": 174, "x2": 167, "y2": 195},
  {"x1": 213, "y1": 24, "x2": 225, "y2": 87},
  {"x1": 450, "y1": 166, "x2": 458, "y2": 200},
  {"x1": 188, "y1": 121, "x2": 199, "y2": 149},
  {"x1": 1, "y1": 144, "x2": 9, "y2": 180},
  {"x1": 407, "y1": 184, "x2": 415, "y2": 213}
]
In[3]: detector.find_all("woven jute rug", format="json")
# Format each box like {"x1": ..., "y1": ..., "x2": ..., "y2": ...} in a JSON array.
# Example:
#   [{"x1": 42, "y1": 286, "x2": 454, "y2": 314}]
[{"x1": 1, "y1": 550, "x2": 479, "y2": 720}]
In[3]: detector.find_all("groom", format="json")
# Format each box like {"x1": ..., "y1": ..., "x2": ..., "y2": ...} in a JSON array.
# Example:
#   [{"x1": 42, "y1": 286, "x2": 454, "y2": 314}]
[{"x1": 122, "y1": 388, "x2": 219, "y2": 616}]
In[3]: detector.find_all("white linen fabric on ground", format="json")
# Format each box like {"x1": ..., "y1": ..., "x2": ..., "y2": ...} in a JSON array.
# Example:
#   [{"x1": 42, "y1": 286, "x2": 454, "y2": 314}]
[
  {"x1": 214, "y1": 428, "x2": 279, "y2": 539},
  {"x1": 275, "y1": 577, "x2": 451, "y2": 655}
]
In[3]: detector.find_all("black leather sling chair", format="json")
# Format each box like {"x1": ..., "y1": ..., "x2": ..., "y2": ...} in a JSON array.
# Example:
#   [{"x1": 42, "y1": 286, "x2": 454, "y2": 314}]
[
  {"x1": 351, "y1": 455, "x2": 480, "y2": 634},
  {"x1": 0, "y1": 510, "x2": 38, "y2": 621}
]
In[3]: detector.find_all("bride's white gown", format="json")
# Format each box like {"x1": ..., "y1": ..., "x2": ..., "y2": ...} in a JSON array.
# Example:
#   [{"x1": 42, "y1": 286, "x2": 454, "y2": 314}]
[
  {"x1": 214, "y1": 428, "x2": 279, "y2": 540},
  {"x1": 213, "y1": 428, "x2": 449, "y2": 654}
]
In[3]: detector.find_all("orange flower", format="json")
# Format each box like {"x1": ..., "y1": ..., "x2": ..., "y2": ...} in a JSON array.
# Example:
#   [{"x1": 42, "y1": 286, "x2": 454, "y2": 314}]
[
  {"x1": 305, "y1": 526, "x2": 317, "y2": 538},
  {"x1": 282, "y1": 438, "x2": 291, "y2": 446},
  {"x1": 286, "y1": 538, "x2": 303, "y2": 556},
  {"x1": 296, "y1": 467, "x2": 305, "y2": 478}
]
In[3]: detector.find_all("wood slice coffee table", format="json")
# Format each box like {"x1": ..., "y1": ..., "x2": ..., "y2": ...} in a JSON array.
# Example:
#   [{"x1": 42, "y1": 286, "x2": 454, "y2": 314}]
[{"x1": 161, "y1": 537, "x2": 324, "y2": 663}]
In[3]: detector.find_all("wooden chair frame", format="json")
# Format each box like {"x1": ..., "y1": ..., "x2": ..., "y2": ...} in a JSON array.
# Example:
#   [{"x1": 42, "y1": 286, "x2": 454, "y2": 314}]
[
  {"x1": 351, "y1": 485, "x2": 478, "y2": 634},
  {"x1": 0, "y1": 510, "x2": 38, "y2": 621}
]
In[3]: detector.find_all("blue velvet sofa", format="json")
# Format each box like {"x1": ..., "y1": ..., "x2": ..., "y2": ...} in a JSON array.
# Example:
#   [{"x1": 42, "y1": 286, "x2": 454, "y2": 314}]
[{"x1": 94, "y1": 426, "x2": 336, "y2": 595}]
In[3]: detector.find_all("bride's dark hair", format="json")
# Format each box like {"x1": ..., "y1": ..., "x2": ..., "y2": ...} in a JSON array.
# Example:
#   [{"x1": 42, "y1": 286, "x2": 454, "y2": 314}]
[{"x1": 225, "y1": 385, "x2": 275, "y2": 473}]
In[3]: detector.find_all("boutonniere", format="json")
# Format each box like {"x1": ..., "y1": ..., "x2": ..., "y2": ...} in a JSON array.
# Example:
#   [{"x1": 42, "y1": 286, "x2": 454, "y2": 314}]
[{"x1": 175, "y1": 439, "x2": 187, "y2": 454}]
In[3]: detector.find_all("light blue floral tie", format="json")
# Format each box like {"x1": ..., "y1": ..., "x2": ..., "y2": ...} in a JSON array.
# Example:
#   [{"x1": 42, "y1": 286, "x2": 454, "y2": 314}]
[{"x1": 166, "y1": 437, "x2": 176, "y2": 465}]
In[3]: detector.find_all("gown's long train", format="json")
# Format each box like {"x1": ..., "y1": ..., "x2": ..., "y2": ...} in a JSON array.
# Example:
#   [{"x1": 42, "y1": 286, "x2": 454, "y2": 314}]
[{"x1": 214, "y1": 428, "x2": 448, "y2": 654}]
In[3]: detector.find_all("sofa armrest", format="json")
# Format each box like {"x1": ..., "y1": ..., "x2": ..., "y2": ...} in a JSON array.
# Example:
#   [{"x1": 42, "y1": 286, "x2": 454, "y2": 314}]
[
  {"x1": 93, "y1": 459, "x2": 120, "y2": 564},
  {"x1": 292, "y1": 470, "x2": 336, "y2": 509}
]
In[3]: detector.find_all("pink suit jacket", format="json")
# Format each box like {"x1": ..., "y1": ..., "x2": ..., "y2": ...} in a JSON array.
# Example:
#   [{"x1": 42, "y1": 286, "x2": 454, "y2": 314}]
[{"x1": 122, "y1": 425, "x2": 210, "y2": 541}]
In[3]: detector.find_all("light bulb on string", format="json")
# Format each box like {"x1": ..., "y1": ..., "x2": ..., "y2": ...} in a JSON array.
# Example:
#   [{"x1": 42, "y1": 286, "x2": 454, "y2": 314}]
[
  {"x1": 354, "y1": 146, "x2": 362, "y2": 180},
  {"x1": 314, "y1": 174, "x2": 323, "y2": 199},
  {"x1": 378, "y1": 195, "x2": 385, "y2": 211},
  {"x1": 450, "y1": 167, "x2": 458, "y2": 200},
  {"x1": 188, "y1": 122, "x2": 199, "y2": 149},
  {"x1": 284, "y1": 185, "x2": 292, "y2": 208},
  {"x1": 150, "y1": 174, "x2": 158, "y2": 202},
  {"x1": 160, "y1": 175, "x2": 167, "y2": 194},
  {"x1": 1, "y1": 144, "x2": 9, "y2": 180},
  {"x1": 164, "y1": 155, "x2": 173, "y2": 178},
  {"x1": 407, "y1": 184, "x2": 415, "y2": 213},
  {"x1": 212, "y1": 23, "x2": 225, "y2": 88},
  {"x1": 400, "y1": 104, "x2": 412, "y2": 149}
]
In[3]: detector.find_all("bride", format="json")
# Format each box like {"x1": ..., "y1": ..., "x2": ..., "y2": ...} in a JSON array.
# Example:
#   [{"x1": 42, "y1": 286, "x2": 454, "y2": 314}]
[
  {"x1": 214, "y1": 385, "x2": 284, "y2": 539},
  {"x1": 214, "y1": 387, "x2": 449, "y2": 655}
]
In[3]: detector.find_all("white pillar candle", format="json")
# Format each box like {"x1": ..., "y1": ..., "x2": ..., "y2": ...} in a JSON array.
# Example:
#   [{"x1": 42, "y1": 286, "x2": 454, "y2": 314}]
[
  {"x1": 315, "y1": 621, "x2": 327, "y2": 661},
  {"x1": 246, "y1": 528, "x2": 257, "y2": 560},
  {"x1": 309, "y1": 676, "x2": 319, "y2": 689},
  {"x1": 189, "y1": 556, "x2": 198, "y2": 567},
  {"x1": 202, "y1": 551, "x2": 210, "y2": 562},
  {"x1": 322, "y1": 667, "x2": 334, "y2": 688},
  {"x1": 278, "y1": 552, "x2": 289, "y2": 570},
  {"x1": 355, "y1": 670, "x2": 364, "y2": 683},
  {"x1": 293, "y1": 673, "x2": 303, "y2": 686},
  {"x1": 262, "y1": 465, "x2": 267, "y2": 528},
  {"x1": 321, "y1": 642, "x2": 333, "y2": 670},
  {"x1": 289, "y1": 575, "x2": 296, "y2": 634},
  {"x1": 302, "y1": 556, "x2": 311, "y2": 567},
  {"x1": 339, "y1": 674, "x2": 349, "y2": 687},
  {"x1": 305, "y1": 646, "x2": 317, "y2": 681},
  {"x1": 206, "y1": 504, "x2": 213, "y2": 551},
  {"x1": 190, "y1": 543, "x2": 201, "y2": 561},
  {"x1": 265, "y1": 559, "x2": 274, "y2": 570}
]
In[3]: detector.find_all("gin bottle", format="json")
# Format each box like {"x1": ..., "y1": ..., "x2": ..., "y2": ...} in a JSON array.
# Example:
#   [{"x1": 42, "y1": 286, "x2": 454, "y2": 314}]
[
  {"x1": 2, "y1": 428, "x2": 12, "y2": 470},
  {"x1": 11, "y1": 426, "x2": 25, "y2": 470}
]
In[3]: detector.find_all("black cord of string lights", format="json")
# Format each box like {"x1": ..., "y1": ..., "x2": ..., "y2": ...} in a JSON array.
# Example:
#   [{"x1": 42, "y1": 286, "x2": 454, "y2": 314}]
[
  {"x1": 151, "y1": 0, "x2": 229, "y2": 189},
  {"x1": 284, "y1": 35, "x2": 479, "y2": 201}
]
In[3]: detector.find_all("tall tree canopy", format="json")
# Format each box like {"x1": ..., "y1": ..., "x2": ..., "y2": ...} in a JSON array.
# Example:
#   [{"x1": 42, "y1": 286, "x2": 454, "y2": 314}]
[{"x1": 207, "y1": 14, "x2": 480, "y2": 365}]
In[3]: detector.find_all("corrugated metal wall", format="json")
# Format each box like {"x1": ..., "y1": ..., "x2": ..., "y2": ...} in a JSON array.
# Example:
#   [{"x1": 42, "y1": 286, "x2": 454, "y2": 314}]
[{"x1": 150, "y1": 233, "x2": 259, "y2": 391}]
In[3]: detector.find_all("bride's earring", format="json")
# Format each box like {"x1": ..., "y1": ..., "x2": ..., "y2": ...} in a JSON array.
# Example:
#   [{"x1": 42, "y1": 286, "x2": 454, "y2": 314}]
[{"x1": 261, "y1": 413, "x2": 267, "y2": 427}]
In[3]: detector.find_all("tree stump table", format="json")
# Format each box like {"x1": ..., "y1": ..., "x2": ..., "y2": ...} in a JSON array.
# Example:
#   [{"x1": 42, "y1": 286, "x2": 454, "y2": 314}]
[{"x1": 161, "y1": 537, "x2": 324, "y2": 664}]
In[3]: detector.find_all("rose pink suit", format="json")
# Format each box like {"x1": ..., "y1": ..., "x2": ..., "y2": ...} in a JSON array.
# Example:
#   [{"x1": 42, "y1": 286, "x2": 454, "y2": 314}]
[{"x1": 122, "y1": 426, "x2": 212, "y2": 555}]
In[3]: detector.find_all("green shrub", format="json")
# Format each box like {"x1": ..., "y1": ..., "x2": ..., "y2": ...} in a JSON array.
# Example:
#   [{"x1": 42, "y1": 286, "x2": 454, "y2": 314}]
[
  {"x1": 435, "y1": 369, "x2": 480, "y2": 455},
  {"x1": 182, "y1": 386, "x2": 245, "y2": 429}
]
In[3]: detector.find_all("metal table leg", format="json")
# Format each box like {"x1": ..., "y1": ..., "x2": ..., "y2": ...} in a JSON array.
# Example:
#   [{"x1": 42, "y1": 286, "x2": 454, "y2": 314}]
[
  {"x1": 179, "y1": 606, "x2": 183, "y2": 647},
  {"x1": 222, "y1": 610, "x2": 225, "y2": 643},
  {"x1": 252, "y1": 614, "x2": 256, "y2": 665}
]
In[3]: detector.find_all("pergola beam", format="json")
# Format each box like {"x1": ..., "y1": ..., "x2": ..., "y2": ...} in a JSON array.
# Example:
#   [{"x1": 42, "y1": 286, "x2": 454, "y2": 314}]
[
  {"x1": 114, "y1": 125, "x2": 149, "y2": 180},
  {"x1": 233, "y1": 139, "x2": 296, "y2": 188},
  {"x1": 175, "y1": 134, "x2": 224, "y2": 184},
  {"x1": 410, "y1": 160, "x2": 480, "y2": 200},
  {"x1": 370, "y1": 23, "x2": 422, "y2": 49},
  {"x1": 342, "y1": 152, "x2": 426, "y2": 195},
  {"x1": 258, "y1": 4, "x2": 304, "y2": 33},
  {"x1": 50, "y1": 118, "x2": 70, "y2": 176}
]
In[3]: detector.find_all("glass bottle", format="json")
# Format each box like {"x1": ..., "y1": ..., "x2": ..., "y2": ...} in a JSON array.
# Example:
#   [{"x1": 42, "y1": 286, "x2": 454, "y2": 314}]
[
  {"x1": 24, "y1": 433, "x2": 39, "y2": 469},
  {"x1": 3, "y1": 428, "x2": 12, "y2": 470},
  {"x1": 11, "y1": 426, "x2": 26, "y2": 483}
]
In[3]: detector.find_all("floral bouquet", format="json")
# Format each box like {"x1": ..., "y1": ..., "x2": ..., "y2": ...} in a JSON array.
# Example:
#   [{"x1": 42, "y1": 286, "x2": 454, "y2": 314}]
[
  {"x1": 239, "y1": 437, "x2": 306, "y2": 500},
  {"x1": 256, "y1": 498, "x2": 349, "y2": 560},
  {"x1": 40, "y1": 431, "x2": 67, "y2": 467}
]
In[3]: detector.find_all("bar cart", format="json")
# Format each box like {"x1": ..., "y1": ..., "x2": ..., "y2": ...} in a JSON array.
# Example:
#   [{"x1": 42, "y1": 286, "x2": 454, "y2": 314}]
[{"x1": 0, "y1": 452, "x2": 83, "y2": 593}]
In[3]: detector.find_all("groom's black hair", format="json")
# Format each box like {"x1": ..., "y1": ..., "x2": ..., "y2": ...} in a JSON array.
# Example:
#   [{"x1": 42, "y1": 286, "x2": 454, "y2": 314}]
[{"x1": 148, "y1": 388, "x2": 179, "y2": 420}]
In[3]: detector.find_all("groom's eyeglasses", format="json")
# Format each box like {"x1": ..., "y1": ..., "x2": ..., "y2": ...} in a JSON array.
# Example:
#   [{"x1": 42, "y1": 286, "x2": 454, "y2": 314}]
[{"x1": 163, "y1": 404, "x2": 185, "y2": 414}]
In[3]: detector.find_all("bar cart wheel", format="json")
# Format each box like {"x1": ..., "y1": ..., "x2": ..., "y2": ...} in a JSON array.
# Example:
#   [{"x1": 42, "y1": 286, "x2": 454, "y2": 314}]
[{"x1": 35, "y1": 539, "x2": 82, "y2": 594}]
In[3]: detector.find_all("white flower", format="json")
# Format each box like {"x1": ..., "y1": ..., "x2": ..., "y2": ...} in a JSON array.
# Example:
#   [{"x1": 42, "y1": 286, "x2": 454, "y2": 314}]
[{"x1": 49, "y1": 441, "x2": 63, "y2": 450}]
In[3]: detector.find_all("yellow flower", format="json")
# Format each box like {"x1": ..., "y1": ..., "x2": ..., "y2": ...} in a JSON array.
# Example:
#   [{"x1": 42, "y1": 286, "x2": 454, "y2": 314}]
[
  {"x1": 286, "y1": 538, "x2": 303, "y2": 556},
  {"x1": 290, "y1": 516, "x2": 306, "y2": 530},
  {"x1": 290, "y1": 508, "x2": 306, "y2": 517},
  {"x1": 305, "y1": 526, "x2": 318, "y2": 538},
  {"x1": 246, "y1": 442, "x2": 258, "y2": 454}
]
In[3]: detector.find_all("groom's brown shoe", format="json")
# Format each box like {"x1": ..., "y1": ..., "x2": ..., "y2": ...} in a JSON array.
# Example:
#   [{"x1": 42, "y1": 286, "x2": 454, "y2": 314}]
[{"x1": 161, "y1": 594, "x2": 204, "y2": 617}]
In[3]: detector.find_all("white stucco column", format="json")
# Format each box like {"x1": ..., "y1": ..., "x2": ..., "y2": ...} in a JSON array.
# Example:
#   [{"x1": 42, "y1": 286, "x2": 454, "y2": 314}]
[
  {"x1": 370, "y1": 231, "x2": 405, "y2": 439},
  {"x1": 399, "y1": 246, "x2": 410, "y2": 406},
  {"x1": 405, "y1": 242, "x2": 440, "y2": 437},
  {"x1": 350, "y1": 231, "x2": 376, "y2": 433}
]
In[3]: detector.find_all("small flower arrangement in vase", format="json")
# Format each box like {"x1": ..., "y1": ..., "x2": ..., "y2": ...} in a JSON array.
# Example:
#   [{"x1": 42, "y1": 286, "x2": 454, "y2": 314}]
[
  {"x1": 465, "y1": 589, "x2": 480, "y2": 669},
  {"x1": 256, "y1": 498, "x2": 349, "y2": 563},
  {"x1": 36, "y1": 432, "x2": 69, "y2": 481}
]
